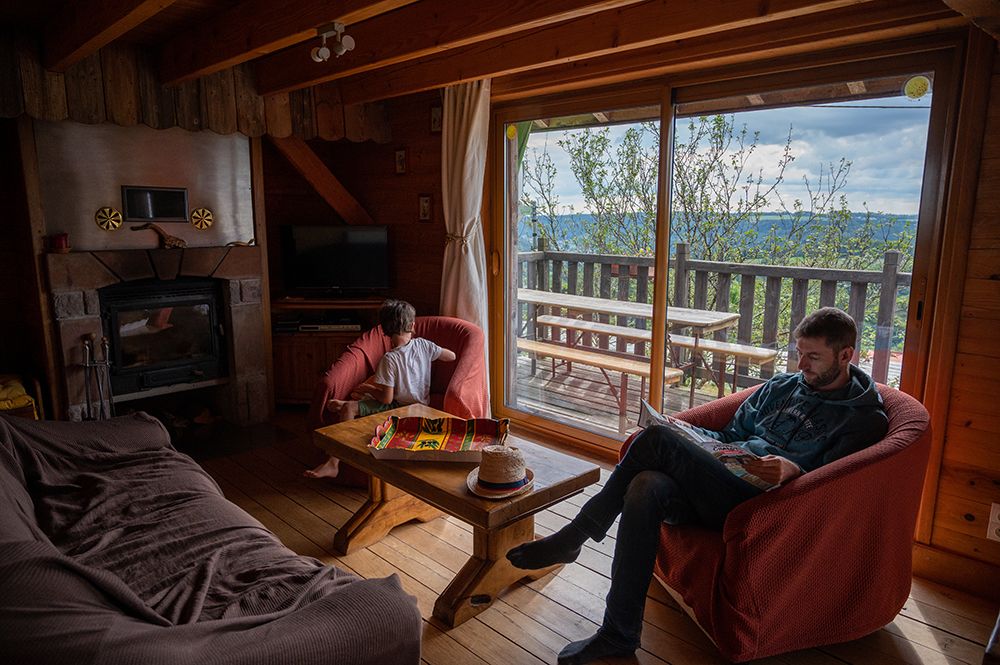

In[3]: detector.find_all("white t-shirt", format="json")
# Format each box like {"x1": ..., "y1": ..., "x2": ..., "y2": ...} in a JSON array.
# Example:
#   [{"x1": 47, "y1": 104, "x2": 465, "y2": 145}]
[{"x1": 372, "y1": 337, "x2": 444, "y2": 406}]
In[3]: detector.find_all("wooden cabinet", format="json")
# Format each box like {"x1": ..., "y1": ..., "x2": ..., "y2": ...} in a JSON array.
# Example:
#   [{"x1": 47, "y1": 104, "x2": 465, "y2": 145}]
[
  {"x1": 270, "y1": 298, "x2": 381, "y2": 404},
  {"x1": 273, "y1": 332, "x2": 359, "y2": 403}
]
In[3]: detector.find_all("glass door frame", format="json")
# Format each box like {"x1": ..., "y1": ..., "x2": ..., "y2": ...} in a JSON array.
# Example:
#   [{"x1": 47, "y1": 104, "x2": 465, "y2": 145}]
[{"x1": 488, "y1": 36, "x2": 966, "y2": 459}]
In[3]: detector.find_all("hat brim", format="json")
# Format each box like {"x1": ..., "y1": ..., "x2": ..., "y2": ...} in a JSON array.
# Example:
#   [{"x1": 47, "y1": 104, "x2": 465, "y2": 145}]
[{"x1": 466, "y1": 467, "x2": 534, "y2": 499}]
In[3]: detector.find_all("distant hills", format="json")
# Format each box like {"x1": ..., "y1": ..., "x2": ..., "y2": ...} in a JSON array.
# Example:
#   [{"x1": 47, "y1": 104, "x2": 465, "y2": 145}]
[{"x1": 517, "y1": 211, "x2": 917, "y2": 254}]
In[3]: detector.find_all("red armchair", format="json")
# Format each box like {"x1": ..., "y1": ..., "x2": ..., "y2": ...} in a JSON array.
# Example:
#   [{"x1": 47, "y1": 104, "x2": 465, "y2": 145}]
[
  {"x1": 621, "y1": 383, "x2": 931, "y2": 662},
  {"x1": 308, "y1": 316, "x2": 489, "y2": 485}
]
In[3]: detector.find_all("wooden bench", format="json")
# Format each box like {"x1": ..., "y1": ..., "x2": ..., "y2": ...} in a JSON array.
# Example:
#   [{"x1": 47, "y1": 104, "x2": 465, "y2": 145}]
[
  {"x1": 516, "y1": 338, "x2": 683, "y2": 433},
  {"x1": 534, "y1": 314, "x2": 777, "y2": 399}
]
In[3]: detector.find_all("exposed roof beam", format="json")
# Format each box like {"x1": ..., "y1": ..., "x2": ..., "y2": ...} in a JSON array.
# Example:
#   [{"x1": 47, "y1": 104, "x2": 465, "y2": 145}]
[
  {"x1": 255, "y1": 0, "x2": 646, "y2": 96},
  {"x1": 43, "y1": 0, "x2": 177, "y2": 71},
  {"x1": 268, "y1": 136, "x2": 374, "y2": 226},
  {"x1": 158, "y1": 0, "x2": 417, "y2": 85},
  {"x1": 332, "y1": 0, "x2": 870, "y2": 105},
  {"x1": 941, "y1": 0, "x2": 1000, "y2": 39},
  {"x1": 491, "y1": 0, "x2": 961, "y2": 101}
]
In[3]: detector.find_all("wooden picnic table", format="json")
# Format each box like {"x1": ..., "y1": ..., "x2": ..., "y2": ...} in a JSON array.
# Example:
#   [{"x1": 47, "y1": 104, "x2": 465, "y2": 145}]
[
  {"x1": 518, "y1": 289, "x2": 739, "y2": 334},
  {"x1": 517, "y1": 288, "x2": 742, "y2": 408}
]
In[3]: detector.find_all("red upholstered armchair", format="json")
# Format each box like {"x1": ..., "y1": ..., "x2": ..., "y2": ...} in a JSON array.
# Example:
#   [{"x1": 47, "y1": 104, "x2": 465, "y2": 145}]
[
  {"x1": 621, "y1": 383, "x2": 931, "y2": 662},
  {"x1": 308, "y1": 316, "x2": 489, "y2": 485}
]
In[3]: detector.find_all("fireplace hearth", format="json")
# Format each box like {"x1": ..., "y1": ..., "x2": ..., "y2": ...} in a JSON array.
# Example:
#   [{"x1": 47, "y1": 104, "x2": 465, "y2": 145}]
[
  {"x1": 46, "y1": 247, "x2": 268, "y2": 425},
  {"x1": 99, "y1": 278, "x2": 228, "y2": 396}
]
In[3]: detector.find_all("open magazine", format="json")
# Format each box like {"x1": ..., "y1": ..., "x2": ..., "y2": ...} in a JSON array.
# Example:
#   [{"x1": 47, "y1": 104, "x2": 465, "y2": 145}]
[{"x1": 637, "y1": 400, "x2": 776, "y2": 490}]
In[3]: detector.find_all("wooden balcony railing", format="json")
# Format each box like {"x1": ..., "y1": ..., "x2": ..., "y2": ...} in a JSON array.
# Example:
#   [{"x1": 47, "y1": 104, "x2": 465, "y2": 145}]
[{"x1": 516, "y1": 242, "x2": 912, "y2": 386}]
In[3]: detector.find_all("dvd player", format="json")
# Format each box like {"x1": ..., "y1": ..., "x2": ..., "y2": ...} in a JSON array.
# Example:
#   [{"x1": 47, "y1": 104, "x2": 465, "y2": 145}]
[{"x1": 298, "y1": 323, "x2": 362, "y2": 332}]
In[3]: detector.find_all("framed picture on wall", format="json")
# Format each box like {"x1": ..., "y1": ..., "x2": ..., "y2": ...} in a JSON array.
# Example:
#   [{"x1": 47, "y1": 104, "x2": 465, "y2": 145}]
[
  {"x1": 430, "y1": 106, "x2": 442, "y2": 133},
  {"x1": 418, "y1": 194, "x2": 432, "y2": 222},
  {"x1": 395, "y1": 148, "x2": 407, "y2": 174}
]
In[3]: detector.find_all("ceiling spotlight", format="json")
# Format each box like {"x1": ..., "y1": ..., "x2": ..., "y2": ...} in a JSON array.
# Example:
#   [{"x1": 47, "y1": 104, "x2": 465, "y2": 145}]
[{"x1": 311, "y1": 22, "x2": 355, "y2": 63}]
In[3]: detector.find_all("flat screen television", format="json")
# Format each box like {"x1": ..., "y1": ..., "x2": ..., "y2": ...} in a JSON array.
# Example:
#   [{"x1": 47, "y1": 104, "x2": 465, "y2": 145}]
[{"x1": 280, "y1": 225, "x2": 390, "y2": 295}]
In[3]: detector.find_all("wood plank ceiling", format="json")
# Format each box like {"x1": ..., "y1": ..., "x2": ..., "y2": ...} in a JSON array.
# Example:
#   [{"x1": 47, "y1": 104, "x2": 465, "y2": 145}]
[{"x1": 0, "y1": 0, "x2": 980, "y2": 115}]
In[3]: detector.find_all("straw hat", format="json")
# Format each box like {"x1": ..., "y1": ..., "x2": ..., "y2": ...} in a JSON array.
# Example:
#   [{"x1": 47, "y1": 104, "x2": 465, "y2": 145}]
[{"x1": 466, "y1": 444, "x2": 534, "y2": 499}]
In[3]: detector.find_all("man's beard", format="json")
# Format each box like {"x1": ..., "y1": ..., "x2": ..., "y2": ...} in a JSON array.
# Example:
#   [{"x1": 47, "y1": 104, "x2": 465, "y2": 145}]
[{"x1": 806, "y1": 364, "x2": 844, "y2": 389}]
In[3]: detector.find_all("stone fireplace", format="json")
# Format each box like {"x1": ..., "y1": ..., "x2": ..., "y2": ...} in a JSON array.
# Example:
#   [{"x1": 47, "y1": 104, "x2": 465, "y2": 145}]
[{"x1": 46, "y1": 247, "x2": 268, "y2": 425}]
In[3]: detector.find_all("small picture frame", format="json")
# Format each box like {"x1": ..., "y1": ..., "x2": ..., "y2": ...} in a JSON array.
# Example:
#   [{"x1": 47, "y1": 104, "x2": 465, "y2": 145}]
[
  {"x1": 394, "y1": 148, "x2": 407, "y2": 175},
  {"x1": 430, "y1": 105, "x2": 442, "y2": 133},
  {"x1": 418, "y1": 194, "x2": 432, "y2": 222}
]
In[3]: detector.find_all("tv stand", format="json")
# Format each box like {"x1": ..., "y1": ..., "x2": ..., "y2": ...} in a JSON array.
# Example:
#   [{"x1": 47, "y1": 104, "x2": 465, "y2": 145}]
[{"x1": 271, "y1": 297, "x2": 382, "y2": 404}]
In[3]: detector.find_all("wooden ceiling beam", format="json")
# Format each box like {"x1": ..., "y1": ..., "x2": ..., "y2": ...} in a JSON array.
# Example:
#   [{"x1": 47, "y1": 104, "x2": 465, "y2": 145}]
[
  {"x1": 43, "y1": 0, "x2": 177, "y2": 71},
  {"x1": 491, "y1": 0, "x2": 962, "y2": 101},
  {"x1": 941, "y1": 0, "x2": 1000, "y2": 40},
  {"x1": 332, "y1": 0, "x2": 872, "y2": 105},
  {"x1": 158, "y1": 0, "x2": 417, "y2": 86},
  {"x1": 268, "y1": 136, "x2": 374, "y2": 226},
  {"x1": 254, "y1": 0, "x2": 646, "y2": 96}
]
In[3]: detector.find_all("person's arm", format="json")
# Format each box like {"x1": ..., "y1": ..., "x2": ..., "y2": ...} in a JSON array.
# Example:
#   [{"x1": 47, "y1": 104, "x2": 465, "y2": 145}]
[
  {"x1": 369, "y1": 382, "x2": 395, "y2": 404},
  {"x1": 370, "y1": 356, "x2": 397, "y2": 404},
  {"x1": 818, "y1": 410, "x2": 890, "y2": 466},
  {"x1": 437, "y1": 347, "x2": 457, "y2": 362}
]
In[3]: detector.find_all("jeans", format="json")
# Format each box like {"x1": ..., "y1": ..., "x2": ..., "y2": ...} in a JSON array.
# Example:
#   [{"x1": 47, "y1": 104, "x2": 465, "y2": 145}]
[{"x1": 570, "y1": 425, "x2": 764, "y2": 648}]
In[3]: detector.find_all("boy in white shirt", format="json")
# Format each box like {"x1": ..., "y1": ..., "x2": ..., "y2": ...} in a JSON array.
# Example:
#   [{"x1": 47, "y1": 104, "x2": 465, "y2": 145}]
[{"x1": 305, "y1": 299, "x2": 456, "y2": 479}]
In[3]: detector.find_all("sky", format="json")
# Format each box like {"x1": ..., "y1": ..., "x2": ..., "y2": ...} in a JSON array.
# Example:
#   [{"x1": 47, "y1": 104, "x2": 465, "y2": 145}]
[{"x1": 522, "y1": 93, "x2": 932, "y2": 216}]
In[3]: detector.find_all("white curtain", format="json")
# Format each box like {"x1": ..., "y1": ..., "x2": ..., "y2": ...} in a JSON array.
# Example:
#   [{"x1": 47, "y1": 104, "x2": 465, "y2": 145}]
[{"x1": 440, "y1": 79, "x2": 491, "y2": 343}]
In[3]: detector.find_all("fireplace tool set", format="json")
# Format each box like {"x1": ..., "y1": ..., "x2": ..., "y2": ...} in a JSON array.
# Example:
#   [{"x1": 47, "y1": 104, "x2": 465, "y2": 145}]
[{"x1": 81, "y1": 334, "x2": 115, "y2": 420}]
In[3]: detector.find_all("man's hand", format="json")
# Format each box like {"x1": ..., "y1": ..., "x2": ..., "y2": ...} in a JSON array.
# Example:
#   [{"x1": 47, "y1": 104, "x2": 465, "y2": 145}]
[
  {"x1": 349, "y1": 380, "x2": 378, "y2": 401},
  {"x1": 741, "y1": 455, "x2": 802, "y2": 486}
]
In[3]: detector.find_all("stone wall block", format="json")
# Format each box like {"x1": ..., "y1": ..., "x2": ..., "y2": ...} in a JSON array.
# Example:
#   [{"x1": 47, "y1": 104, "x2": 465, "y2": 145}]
[
  {"x1": 54, "y1": 291, "x2": 86, "y2": 320},
  {"x1": 240, "y1": 278, "x2": 261, "y2": 304},
  {"x1": 83, "y1": 289, "x2": 100, "y2": 316}
]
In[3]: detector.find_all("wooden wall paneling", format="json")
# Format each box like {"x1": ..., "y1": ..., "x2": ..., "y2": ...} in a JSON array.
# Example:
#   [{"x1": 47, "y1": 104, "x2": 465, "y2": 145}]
[
  {"x1": 174, "y1": 78, "x2": 202, "y2": 131},
  {"x1": 64, "y1": 52, "x2": 106, "y2": 124},
  {"x1": 289, "y1": 88, "x2": 315, "y2": 140},
  {"x1": 135, "y1": 49, "x2": 177, "y2": 129},
  {"x1": 0, "y1": 34, "x2": 25, "y2": 118},
  {"x1": 233, "y1": 62, "x2": 265, "y2": 137},
  {"x1": 913, "y1": 29, "x2": 995, "y2": 546},
  {"x1": 264, "y1": 92, "x2": 292, "y2": 138},
  {"x1": 16, "y1": 116, "x2": 63, "y2": 418},
  {"x1": 16, "y1": 36, "x2": 68, "y2": 121},
  {"x1": 343, "y1": 102, "x2": 391, "y2": 143},
  {"x1": 100, "y1": 43, "x2": 140, "y2": 126},
  {"x1": 932, "y1": 493, "x2": 1000, "y2": 560},
  {"x1": 249, "y1": 137, "x2": 274, "y2": 416},
  {"x1": 939, "y1": 463, "x2": 1000, "y2": 506},
  {"x1": 314, "y1": 83, "x2": 345, "y2": 141},
  {"x1": 913, "y1": 542, "x2": 1000, "y2": 603},
  {"x1": 200, "y1": 68, "x2": 238, "y2": 135}
]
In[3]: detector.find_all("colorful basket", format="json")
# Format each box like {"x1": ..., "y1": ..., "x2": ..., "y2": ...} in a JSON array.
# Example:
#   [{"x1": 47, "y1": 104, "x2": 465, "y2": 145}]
[{"x1": 368, "y1": 416, "x2": 509, "y2": 461}]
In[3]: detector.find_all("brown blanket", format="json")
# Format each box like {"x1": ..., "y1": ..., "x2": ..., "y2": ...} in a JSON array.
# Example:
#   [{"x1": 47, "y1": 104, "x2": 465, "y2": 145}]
[{"x1": 0, "y1": 413, "x2": 421, "y2": 664}]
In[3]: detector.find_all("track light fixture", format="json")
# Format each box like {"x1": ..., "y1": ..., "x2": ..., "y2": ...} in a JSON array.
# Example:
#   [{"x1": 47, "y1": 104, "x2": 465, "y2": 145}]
[{"x1": 311, "y1": 22, "x2": 355, "y2": 63}]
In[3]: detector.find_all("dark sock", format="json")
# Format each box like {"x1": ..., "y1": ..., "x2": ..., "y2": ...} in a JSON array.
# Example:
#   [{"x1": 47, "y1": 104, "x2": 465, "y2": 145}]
[
  {"x1": 557, "y1": 632, "x2": 636, "y2": 665},
  {"x1": 506, "y1": 523, "x2": 588, "y2": 569}
]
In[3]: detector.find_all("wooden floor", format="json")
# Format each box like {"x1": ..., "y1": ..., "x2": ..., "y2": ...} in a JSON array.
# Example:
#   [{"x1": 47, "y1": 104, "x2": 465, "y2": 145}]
[{"x1": 188, "y1": 413, "x2": 998, "y2": 665}]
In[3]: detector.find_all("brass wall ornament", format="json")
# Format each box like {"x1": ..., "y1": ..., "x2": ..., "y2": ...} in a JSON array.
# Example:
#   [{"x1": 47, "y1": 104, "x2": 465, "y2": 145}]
[
  {"x1": 190, "y1": 207, "x2": 214, "y2": 230},
  {"x1": 95, "y1": 207, "x2": 123, "y2": 231}
]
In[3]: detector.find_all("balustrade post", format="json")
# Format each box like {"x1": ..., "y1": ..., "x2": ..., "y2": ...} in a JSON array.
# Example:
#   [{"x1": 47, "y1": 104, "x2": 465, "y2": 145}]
[
  {"x1": 872, "y1": 250, "x2": 900, "y2": 384},
  {"x1": 673, "y1": 242, "x2": 689, "y2": 308}
]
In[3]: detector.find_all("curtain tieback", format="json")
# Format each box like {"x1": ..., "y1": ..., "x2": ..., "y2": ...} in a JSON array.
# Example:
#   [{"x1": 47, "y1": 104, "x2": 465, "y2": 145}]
[{"x1": 445, "y1": 219, "x2": 481, "y2": 247}]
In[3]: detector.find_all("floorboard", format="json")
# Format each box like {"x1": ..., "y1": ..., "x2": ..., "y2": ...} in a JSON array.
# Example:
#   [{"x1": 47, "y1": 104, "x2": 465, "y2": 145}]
[{"x1": 189, "y1": 412, "x2": 995, "y2": 665}]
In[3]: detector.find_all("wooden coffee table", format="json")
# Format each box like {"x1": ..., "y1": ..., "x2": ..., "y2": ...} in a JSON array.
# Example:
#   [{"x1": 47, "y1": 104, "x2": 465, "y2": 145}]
[{"x1": 313, "y1": 403, "x2": 601, "y2": 627}]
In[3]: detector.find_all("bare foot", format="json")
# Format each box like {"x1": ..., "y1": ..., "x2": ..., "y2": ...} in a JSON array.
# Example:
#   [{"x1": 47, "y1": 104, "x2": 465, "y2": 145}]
[{"x1": 303, "y1": 457, "x2": 340, "y2": 479}]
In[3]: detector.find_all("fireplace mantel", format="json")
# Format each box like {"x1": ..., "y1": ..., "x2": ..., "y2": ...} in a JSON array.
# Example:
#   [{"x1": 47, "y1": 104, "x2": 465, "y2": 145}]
[{"x1": 46, "y1": 247, "x2": 268, "y2": 425}]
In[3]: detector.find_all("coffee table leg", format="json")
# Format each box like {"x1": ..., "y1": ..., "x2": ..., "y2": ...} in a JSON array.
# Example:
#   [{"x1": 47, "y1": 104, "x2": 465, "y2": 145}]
[
  {"x1": 432, "y1": 514, "x2": 560, "y2": 627},
  {"x1": 334, "y1": 478, "x2": 442, "y2": 555}
]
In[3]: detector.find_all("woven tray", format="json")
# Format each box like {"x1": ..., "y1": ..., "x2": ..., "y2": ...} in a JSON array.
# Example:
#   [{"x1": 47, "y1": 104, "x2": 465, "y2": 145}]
[{"x1": 368, "y1": 416, "x2": 509, "y2": 462}]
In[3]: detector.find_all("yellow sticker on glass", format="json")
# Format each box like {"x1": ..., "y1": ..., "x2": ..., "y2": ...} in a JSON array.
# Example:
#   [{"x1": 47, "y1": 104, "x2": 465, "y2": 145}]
[{"x1": 903, "y1": 75, "x2": 931, "y2": 100}]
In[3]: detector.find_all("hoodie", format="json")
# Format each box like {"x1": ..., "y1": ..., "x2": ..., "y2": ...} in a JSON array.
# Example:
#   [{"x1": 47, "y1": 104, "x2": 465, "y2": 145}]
[{"x1": 696, "y1": 365, "x2": 888, "y2": 473}]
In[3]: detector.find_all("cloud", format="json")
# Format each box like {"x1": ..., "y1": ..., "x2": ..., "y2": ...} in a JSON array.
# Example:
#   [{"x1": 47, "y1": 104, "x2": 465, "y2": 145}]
[{"x1": 522, "y1": 93, "x2": 931, "y2": 215}]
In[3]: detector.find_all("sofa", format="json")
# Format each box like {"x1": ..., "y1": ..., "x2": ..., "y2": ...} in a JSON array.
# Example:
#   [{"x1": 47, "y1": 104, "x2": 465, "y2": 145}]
[
  {"x1": 308, "y1": 315, "x2": 489, "y2": 485},
  {"x1": 621, "y1": 383, "x2": 931, "y2": 662},
  {"x1": 0, "y1": 412, "x2": 422, "y2": 665}
]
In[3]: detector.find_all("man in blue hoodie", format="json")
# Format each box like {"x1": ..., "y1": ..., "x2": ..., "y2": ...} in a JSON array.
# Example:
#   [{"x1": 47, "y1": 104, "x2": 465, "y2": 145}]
[{"x1": 507, "y1": 307, "x2": 888, "y2": 665}]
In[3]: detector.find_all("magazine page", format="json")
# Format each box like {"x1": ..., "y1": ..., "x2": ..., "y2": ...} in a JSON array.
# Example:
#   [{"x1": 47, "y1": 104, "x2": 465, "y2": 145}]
[{"x1": 637, "y1": 400, "x2": 774, "y2": 490}]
